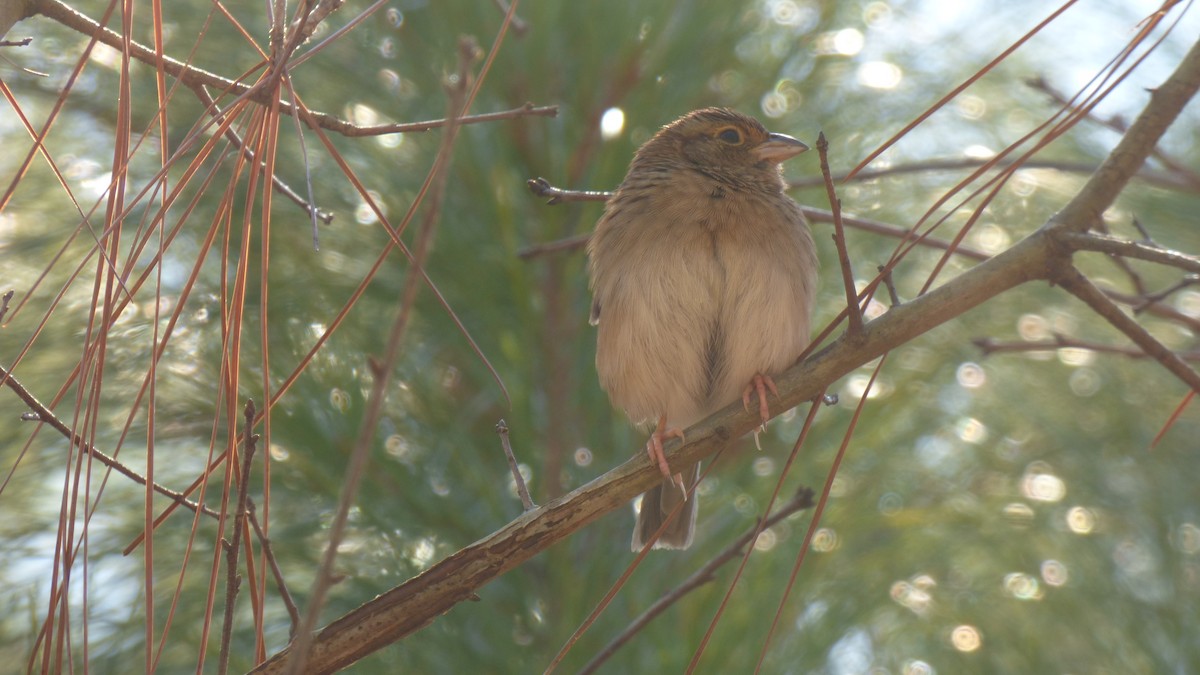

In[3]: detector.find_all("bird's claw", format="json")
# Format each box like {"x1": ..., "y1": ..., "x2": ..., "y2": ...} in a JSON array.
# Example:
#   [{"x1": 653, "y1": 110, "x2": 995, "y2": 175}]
[
  {"x1": 742, "y1": 373, "x2": 779, "y2": 430},
  {"x1": 648, "y1": 416, "x2": 687, "y2": 498}
]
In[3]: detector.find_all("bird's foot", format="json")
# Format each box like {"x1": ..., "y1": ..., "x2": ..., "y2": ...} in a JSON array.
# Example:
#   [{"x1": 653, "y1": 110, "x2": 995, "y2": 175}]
[
  {"x1": 742, "y1": 373, "x2": 779, "y2": 433},
  {"x1": 647, "y1": 415, "x2": 687, "y2": 496}
]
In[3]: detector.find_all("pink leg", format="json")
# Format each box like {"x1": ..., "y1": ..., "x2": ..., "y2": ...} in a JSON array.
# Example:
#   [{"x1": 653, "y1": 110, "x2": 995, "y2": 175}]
[
  {"x1": 742, "y1": 373, "x2": 779, "y2": 428},
  {"x1": 647, "y1": 414, "x2": 686, "y2": 494}
]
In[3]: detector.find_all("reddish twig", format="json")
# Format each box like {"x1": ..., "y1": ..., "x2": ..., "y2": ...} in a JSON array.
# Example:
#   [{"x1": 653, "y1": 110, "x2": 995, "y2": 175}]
[
  {"x1": 816, "y1": 132, "x2": 863, "y2": 339},
  {"x1": 578, "y1": 488, "x2": 815, "y2": 675}
]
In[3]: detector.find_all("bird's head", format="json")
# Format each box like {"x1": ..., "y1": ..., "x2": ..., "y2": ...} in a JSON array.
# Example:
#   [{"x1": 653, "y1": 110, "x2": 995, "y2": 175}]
[{"x1": 632, "y1": 107, "x2": 808, "y2": 191}]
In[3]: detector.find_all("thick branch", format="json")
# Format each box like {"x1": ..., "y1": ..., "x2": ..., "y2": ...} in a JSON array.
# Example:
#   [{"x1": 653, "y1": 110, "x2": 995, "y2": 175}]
[
  {"x1": 1045, "y1": 37, "x2": 1200, "y2": 235},
  {"x1": 250, "y1": 229, "x2": 1056, "y2": 674},
  {"x1": 249, "y1": 36, "x2": 1200, "y2": 675}
]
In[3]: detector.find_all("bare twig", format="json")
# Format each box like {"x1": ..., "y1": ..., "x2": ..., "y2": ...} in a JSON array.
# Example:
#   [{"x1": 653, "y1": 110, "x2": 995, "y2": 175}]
[
  {"x1": 0, "y1": 289, "x2": 13, "y2": 323},
  {"x1": 332, "y1": 102, "x2": 558, "y2": 136},
  {"x1": 1135, "y1": 274, "x2": 1200, "y2": 310},
  {"x1": 246, "y1": 502, "x2": 301, "y2": 635},
  {"x1": 283, "y1": 36, "x2": 480, "y2": 675},
  {"x1": 496, "y1": 419, "x2": 534, "y2": 510},
  {"x1": 191, "y1": 85, "x2": 334, "y2": 225},
  {"x1": 520, "y1": 181, "x2": 994, "y2": 261},
  {"x1": 1055, "y1": 266, "x2": 1200, "y2": 393},
  {"x1": 1057, "y1": 231, "x2": 1200, "y2": 274},
  {"x1": 579, "y1": 488, "x2": 815, "y2": 675},
  {"x1": 973, "y1": 334, "x2": 1200, "y2": 361},
  {"x1": 786, "y1": 157, "x2": 1196, "y2": 193},
  {"x1": 491, "y1": 0, "x2": 529, "y2": 35},
  {"x1": 817, "y1": 132, "x2": 863, "y2": 339},
  {"x1": 877, "y1": 265, "x2": 901, "y2": 306},
  {"x1": 0, "y1": 363, "x2": 218, "y2": 520},
  {"x1": 246, "y1": 34, "x2": 1200, "y2": 675},
  {"x1": 1028, "y1": 75, "x2": 1200, "y2": 190},
  {"x1": 1046, "y1": 39, "x2": 1200, "y2": 236},
  {"x1": 30, "y1": 0, "x2": 555, "y2": 137},
  {"x1": 1132, "y1": 216, "x2": 1156, "y2": 243},
  {"x1": 526, "y1": 176, "x2": 609, "y2": 204},
  {"x1": 845, "y1": 1, "x2": 1082, "y2": 180},
  {"x1": 218, "y1": 400, "x2": 260, "y2": 675}
]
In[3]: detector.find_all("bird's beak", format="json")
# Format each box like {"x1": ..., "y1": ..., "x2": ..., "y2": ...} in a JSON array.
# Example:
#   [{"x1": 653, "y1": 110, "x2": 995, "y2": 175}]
[{"x1": 753, "y1": 132, "x2": 809, "y2": 163}]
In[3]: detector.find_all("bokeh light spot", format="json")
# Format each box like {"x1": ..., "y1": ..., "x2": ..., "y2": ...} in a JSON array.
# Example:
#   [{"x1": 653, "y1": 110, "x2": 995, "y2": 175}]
[
  {"x1": 901, "y1": 660, "x2": 935, "y2": 675},
  {"x1": 857, "y1": 61, "x2": 902, "y2": 89},
  {"x1": 753, "y1": 456, "x2": 775, "y2": 476},
  {"x1": 811, "y1": 527, "x2": 838, "y2": 552},
  {"x1": 956, "y1": 417, "x2": 987, "y2": 444},
  {"x1": 950, "y1": 624, "x2": 982, "y2": 652},
  {"x1": 1002, "y1": 502, "x2": 1035, "y2": 527},
  {"x1": 600, "y1": 107, "x2": 625, "y2": 141},
  {"x1": 1017, "y1": 313, "x2": 1049, "y2": 340},
  {"x1": 1066, "y1": 505, "x2": 1096, "y2": 534},
  {"x1": 1022, "y1": 468, "x2": 1065, "y2": 502},
  {"x1": 573, "y1": 447, "x2": 593, "y2": 467},
  {"x1": 956, "y1": 362, "x2": 986, "y2": 388},
  {"x1": 1041, "y1": 559, "x2": 1069, "y2": 586},
  {"x1": 815, "y1": 28, "x2": 863, "y2": 56},
  {"x1": 1003, "y1": 572, "x2": 1042, "y2": 600}
]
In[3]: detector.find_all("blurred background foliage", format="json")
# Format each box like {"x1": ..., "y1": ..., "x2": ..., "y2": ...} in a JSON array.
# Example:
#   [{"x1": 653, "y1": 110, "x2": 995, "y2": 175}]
[{"x1": 2, "y1": 0, "x2": 1199, "y2": 672}]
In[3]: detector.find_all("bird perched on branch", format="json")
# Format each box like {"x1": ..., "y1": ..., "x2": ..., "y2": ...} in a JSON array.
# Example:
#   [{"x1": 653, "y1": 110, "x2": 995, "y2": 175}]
[{"x1": 587, "y1": 107, "x2": 819, "y2": 550}]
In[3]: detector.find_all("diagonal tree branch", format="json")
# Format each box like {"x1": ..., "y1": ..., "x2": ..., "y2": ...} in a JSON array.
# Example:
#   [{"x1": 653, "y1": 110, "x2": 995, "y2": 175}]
[{"x1": 247, "y1": 35, "x2": 1200, "y2": 675}]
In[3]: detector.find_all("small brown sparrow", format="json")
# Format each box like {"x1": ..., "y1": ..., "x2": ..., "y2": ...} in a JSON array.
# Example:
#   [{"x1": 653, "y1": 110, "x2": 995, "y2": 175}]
[{"x1": 587, "y1": 108, "x2": 819, "y2": 550}]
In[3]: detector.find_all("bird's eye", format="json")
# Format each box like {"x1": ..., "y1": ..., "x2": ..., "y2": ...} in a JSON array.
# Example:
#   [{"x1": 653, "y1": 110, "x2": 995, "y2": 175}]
[{"x1": 716, "y1": 127, "x2": 743, "y2": 144}]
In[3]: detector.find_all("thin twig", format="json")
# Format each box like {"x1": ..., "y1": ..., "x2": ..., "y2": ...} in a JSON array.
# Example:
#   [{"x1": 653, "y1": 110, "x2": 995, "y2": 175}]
[
  {"x1": 786, "y1": 157, "x2": 1196, "y2": 193},
  {"x1": 578, "y1": 488, "x2": 815, "y2": 675},
  {"x1": 0, "y1": 289, "x2": 13, "y2": 323},
  {"x1": 1055, "y1": 266, "x2": 1200, "y2": 393},
  {"x1": 526, "y1": 177, "x2": 610, "y2": 204},
  {"x1": 218, "y1": 399, "x2": 259, "y2": 675},
  {"x1": 1046, "y1": 37, "x2": 1200, "y2": 236},
  {"x1": 1090, "y1": 220, "x2": 1150, "y2": 296},
  {"x1": 283, "y1": 36, "x2": 480, "y2": 675},
  {"x1": 191, "y1": 85, "x2": 334, "y2": 225},
  {"x1": 1057, "y1": 231, "x2": 1200, "y2": 274},
  {"x1": 690, "y1": 399, "x2": 825, "y2": 674},
  {"x1": 1132, "y1": 216, "x2": 1156, "y2": 243},
  {"x1": 845, "y1": 0, "x2": 1083, "y2": 180},
  {"x1": 816, "y1": 133, "x2": 863, "y2": 339},
  {"x1": 496, "y1": 419, "x2": 534, "y2": 510},
  {"x1": 0, "y1": 363, "x2": 219, "y2": 519},
  {"x1": 491, "y1": 0, "x2": 529, "y2": 35},
  {"x1": 521, "y1": 178, "x2": 994, "y2": 262},
  {"x1": 1134, "y1": 274, "x2": 1200, "y2": 310},
  {"x1": 247, "y1": 503, "x2": 302, "y2": 635},
  {"x1": 877, "y1": 265, "x2": 901, "y2": 306},
  {"x1": 32, "y1": 0, "x2": 556, "y2": 137},
  {"x1": 1028, "y1": 74, "x2": 1200, "y2": 190},
  {"x1": 973, "y1": 334, "x2": 1200, "y2": 361}
]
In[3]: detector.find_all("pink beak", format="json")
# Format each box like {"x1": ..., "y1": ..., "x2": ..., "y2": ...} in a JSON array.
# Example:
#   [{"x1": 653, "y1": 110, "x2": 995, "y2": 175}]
[{"x1": 753, "y1": 132, "x2": 809, "y2": 163}]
